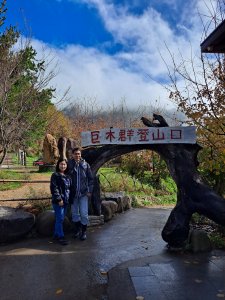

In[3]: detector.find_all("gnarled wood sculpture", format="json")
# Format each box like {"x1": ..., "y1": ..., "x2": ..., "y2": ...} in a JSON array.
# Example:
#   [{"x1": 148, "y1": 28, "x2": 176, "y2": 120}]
[
  {"x1": 58, "y1": 137, "x2": 78, "y2": 160},
  {"x1": 66, "y1": 138, "x2": 77, "y2": 159},
  {"x1": 82, "y1": 114, "x2": 225, "y2": 247},
  {"x1": 58, "y1": 137, "x2": 67, "y2": 160}
]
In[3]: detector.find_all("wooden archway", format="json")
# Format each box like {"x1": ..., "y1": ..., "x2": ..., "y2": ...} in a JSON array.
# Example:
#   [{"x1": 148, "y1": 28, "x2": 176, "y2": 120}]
[{"x1": 82, "y1": 120, "x2": 225, "y2": 247}]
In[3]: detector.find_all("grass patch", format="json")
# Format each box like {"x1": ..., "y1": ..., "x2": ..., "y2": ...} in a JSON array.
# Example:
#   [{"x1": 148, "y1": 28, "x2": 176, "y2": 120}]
[
  {"x1": 0, "y1": 170, "x2": 30, "y2": 191},
  {"x1": 11, "y1": 153, "x2": 39, "y2": 166},
  {"x1": 130, "y1": 194, "x2": 176, "y2": 207},
  {"x1": 26, "y1": 155, "x2": 39, "y2": 167},
  {"x1": 99, "y1": 167, "x2": 154, "y2": 194},
  {"x1": 98, "y1": 167, "x2": 177, "y2": 207}
]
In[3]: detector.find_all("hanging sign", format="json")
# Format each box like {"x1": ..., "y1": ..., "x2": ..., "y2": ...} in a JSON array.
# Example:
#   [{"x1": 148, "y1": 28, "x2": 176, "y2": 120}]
[{"x1": 81, "y1": 126, "x2": 196, "y2": 147}]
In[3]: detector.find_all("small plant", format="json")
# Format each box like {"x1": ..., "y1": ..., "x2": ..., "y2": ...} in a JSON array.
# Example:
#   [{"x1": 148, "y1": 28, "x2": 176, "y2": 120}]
[
  {"x1": 161, "y1": 177, "x2": 177, "y2": 194},
  {"x1": 191, "y1": 213, "x2": 209, "y2": 224},
  {"x1": 29, "y1": 200, "x2": 52, "y2": 213},
  {"x1": 191, "y1": 213, "x2": 225, "y2": 250},
  {"x1": 131, "y1": 195, "x2": 140, "y2": 208},
  {"x1": 142, "y1": 198, "x2": 152, "y2": 206},
  {"x1": 24, "y1": 187, "x2": 52, "y2": 213},
  {"x1": 209, "y1": 233, "x2": 225, "y2": 249}
]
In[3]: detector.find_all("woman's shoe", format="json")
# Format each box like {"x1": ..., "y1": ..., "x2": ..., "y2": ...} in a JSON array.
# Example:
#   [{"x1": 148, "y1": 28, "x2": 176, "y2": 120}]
[{"x1": 58, "y1": 238, "x2": 69, "y2": 245}]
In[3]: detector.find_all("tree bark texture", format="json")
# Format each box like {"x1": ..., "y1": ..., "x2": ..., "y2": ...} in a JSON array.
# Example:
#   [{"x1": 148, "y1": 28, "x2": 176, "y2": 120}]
[{"x1": 0, "y1": 147, "x2": 7, "y2": 165}]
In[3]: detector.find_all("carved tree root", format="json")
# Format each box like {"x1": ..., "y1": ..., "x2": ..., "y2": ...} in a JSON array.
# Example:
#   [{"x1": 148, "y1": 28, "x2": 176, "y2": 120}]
[
  {"x1": 83, "y1": 143, "x2": 225, "y2": 247},
  {"x1": 159, "y1": 144, "x2": 225, "y2": 246}
]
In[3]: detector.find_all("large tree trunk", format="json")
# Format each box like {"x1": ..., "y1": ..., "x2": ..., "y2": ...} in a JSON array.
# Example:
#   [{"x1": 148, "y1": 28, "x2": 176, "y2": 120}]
[
  {"x1": 159, "y1": 144, "x2": 225, "y2": 246},
  {"x1": 83, "y1": 143, "x2": 225, "y2": 247},
  {"x1": 0, "y1": 147, "x2": 7, "y2": 165}
]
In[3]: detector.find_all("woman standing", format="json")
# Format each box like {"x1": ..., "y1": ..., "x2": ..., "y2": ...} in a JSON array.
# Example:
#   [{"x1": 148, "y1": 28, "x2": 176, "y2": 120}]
[{"x1": 50, "y1": 159, "x2": 71, "y2": 245}]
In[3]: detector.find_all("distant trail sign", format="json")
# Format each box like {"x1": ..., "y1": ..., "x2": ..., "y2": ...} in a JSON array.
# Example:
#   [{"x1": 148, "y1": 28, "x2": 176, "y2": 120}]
[{"x1": 81, "y1": 126, "x2": 196, "y2": 147}]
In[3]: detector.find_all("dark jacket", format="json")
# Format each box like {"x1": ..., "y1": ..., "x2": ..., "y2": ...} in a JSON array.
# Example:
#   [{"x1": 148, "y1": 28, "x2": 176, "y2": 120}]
[
  {"x1": 68, "y1": 158, "x2": 94, "y2": 202},
  {"x1": 50, "y1": 172, "x2": 71, "y2": 204}
]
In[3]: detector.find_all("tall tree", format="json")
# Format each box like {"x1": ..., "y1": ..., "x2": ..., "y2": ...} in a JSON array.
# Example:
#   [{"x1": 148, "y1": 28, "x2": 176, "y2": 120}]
[
  {"x1": 45, "y1": 104, "x2": 73, "y2": 139},
  {"x1": 0, "y1": 0, "x2": 55, "y2": 164},
  {"x1": 165, "y1": 5, "x2": 225, "y2": 195}
]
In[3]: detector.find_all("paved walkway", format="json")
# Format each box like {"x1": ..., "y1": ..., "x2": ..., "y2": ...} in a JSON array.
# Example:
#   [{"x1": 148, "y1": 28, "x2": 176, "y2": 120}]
[
  {"x1": 107, "y1": 249, "x2": 225, "y2": 300},
  {"x1": 0, "y1": 207, "x2": 224, "y2": 299}
]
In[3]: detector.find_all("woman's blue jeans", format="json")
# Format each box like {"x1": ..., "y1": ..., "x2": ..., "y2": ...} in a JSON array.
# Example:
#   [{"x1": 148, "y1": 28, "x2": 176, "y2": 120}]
[
  {"x1": 71, "y1": 195, "x2": 89, "y2": 225},
  {"x1": 52, "y1": 203, "x2": 68, "y2": 238}
]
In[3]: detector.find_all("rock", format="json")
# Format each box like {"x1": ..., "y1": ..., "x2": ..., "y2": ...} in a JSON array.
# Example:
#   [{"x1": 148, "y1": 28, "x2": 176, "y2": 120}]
[
  {"x1": 36, "y1": 210, "x2": 72, "y2": 237},
  {"x1": 42, "y1": 133, "x2": 59, "y2": 165},
  {"x1": 101, "y1": 201, "x2": 118, "y2": 222},
  {"x1": 103, "y1": 192, "x2": 125, "y2": 200},
  {"x1": 101, "y1": 203, "x2": 112, "y2": 222},
  {"x1": 102, "y1": 200, "x2": 118, "y2": 214},
  {"x1": 103, "y1": 192, "x2": 131, "y2": 213},
  {"x1": 116, "y1": 196, "x2": 131, "y2": 213},
  {"x1": 0, "y1": 206, "x2": 35, "y2": 243},
  {"x1": 88, "y1": 215, "x2": 104, "y2": 227},
  {"x1": 189, "y1": 229, "x2": 212, "y2": 253}
]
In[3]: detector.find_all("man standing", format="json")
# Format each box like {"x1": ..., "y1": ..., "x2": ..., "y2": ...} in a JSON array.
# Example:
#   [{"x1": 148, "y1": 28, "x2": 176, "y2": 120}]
[{"x1": 68, "y1": 147, "x2": 94, "y2": 240}]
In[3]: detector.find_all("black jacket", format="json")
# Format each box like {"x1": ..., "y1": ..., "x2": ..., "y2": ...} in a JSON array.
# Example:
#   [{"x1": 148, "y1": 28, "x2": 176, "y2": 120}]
[
  {"x1": 68, "y1": 158, "x2": 94, "y2": 201},
  {"x1": 50, "y1": 172, "x2": 71, "y2": 204}
]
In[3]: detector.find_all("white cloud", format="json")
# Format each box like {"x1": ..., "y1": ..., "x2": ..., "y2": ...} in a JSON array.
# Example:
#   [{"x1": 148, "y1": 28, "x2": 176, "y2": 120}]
[
  {"x1": 33, "y1": 0, "x2": 215, "y2": 110},
  {"x1": 78, "y1": 0, "x2": 203, "y2": 66},
  {"x1": 31, "y1": 39, "x2": 171, "y2": 110}
]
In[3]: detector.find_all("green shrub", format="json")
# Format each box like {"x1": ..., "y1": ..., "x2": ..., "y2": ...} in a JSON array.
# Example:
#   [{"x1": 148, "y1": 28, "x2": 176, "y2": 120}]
[
  {"x1": 23, "y1": 187, "x2": 52, "y2": 213},
  {"x1": 209, "y1": 233, "x2": 225, "y2": 249},
  {"x1": 131, "y1": 195, "x2": 140, "y2": 208},
  {"x1": 161, "y1": 177, "x2": 177, "y2": 194},
  {"x1": 98, "y1": 167, "x2": 177, "y2": 207}
]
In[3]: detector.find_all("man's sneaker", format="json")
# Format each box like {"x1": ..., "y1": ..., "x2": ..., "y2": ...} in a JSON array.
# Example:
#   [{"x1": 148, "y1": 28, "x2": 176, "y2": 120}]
[
  {"x1": 58, "y1": 238, "x2": 69, "y2": 245},
  {"x1": 74, "y1": 231, "x2": 80, "y2": 239},
  {"x1": 73, "y1": 221, "x2": 81, "y2": 239},
  {"x1": 80, "y1": 232, "x2": 87, "y2": 241},
  {"x1": 80, "y1": 224, "x2": 87, "y2": 241}
]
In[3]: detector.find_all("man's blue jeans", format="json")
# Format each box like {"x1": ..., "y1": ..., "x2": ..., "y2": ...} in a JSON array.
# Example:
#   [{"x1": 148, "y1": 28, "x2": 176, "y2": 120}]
[
  {"x1": 71, "y1": 195, "x2": 88, "y2": 225},
  {"x1": 52, "y1": 203, "x2": 68, "y2": 238}
]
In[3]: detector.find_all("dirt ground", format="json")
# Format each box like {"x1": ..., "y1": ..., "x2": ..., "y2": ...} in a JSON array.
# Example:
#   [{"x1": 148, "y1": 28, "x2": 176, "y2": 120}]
[
  {"x1": 0, "y1": 168, "x2": 174, "y2": 209},
  {"x1": 0, "y1": 171, "x2": 52, "y2": 208}
]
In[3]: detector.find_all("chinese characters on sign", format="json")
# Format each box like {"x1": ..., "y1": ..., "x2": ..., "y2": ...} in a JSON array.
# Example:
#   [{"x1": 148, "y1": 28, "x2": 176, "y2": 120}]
[{"x1": 81, "y1": 127, "x2": 196, "y2": 147}]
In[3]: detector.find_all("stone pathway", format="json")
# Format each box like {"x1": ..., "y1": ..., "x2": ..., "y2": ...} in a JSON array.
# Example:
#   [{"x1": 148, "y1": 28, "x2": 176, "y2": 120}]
[{"x1": 108, "y1": 250, "x2": 225, "y2": 300}]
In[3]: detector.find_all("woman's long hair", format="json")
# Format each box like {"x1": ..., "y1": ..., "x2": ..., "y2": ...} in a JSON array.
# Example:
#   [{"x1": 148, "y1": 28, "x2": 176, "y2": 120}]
[{"x1": 56, "y1": 158, "x2": 69, "y2": 174}]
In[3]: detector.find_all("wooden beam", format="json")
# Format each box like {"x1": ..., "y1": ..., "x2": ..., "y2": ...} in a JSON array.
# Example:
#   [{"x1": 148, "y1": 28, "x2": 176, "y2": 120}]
[{"x1": 201, "y1": 19, "x2": 225, "y2": 53}]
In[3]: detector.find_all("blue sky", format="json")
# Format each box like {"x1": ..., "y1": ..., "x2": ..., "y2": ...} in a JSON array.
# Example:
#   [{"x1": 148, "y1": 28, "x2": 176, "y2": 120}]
[{"x1": 4, "y1": 0, "x2": 219, "y2": 110}]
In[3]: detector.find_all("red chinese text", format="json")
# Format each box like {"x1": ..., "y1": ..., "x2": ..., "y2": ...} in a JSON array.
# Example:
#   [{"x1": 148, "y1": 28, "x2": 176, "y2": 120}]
[
  {"x1": 91, "y1": 131, "x2": 100, "y2": 144},
  {"x1": 152, "y1": 129, "x2": 165, "y2": 140},
  {"x1": 106, "y1": 128, "x2": 116, "y2": 142},
  {"x1": 137, "y1": 129, "x2": 149, "y2": 141}
]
